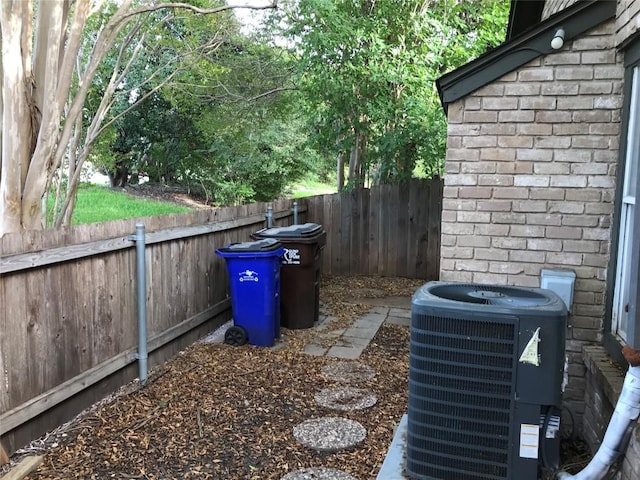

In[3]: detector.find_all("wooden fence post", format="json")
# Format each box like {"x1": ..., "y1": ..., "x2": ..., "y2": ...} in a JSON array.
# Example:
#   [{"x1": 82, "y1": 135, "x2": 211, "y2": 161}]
[{"x1": 1, "y1": 442, "x2": 9, "y2": 465}]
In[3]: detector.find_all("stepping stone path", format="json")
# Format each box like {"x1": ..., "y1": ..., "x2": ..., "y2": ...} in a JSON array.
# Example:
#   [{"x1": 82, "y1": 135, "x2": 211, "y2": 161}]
[
  {"x1": 281, "y1": 467, "x2": 358, "y2": 480},
  {"x1": 284, "y1": 361, "x2": 378, "y2": 480},
  {"x1": 320, "y1": 361, "x2": 376, "y2": 383},
  {"x1": 293, "y1": 417, "x2": 367, "y2": 452},
  {"x1": 314, "y1": 386, "x2": 377, "y2": 411}
]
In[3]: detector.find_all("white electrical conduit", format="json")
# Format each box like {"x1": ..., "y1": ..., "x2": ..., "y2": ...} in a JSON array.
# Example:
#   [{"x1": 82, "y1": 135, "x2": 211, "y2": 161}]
[{"x1": 557, "y1": 364, "x2": 640, "y2": 480}]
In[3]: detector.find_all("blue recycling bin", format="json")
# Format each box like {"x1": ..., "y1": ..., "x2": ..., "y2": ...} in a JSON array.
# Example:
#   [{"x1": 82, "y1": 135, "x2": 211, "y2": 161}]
[{"x1": 216, "y1": 238, "x2": 284, "y2": 347}]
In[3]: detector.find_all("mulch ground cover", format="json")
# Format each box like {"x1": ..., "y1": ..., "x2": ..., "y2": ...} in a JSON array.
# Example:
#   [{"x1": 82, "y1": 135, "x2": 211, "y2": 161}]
[
  {"x1": 3, "y1": 275, "x2": 592, "y2": 479},
  {"x1": 4, "y1": 276, "x2": 423, "y2": 480}
]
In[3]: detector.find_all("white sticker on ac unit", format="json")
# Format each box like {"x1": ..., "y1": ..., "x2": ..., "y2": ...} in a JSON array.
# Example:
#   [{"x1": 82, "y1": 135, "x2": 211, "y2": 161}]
[
  {"x1": 519, "y1": 327, "x2": 541, "y2": 366},
  {"x1": 520, "y1": 423, "x2": 540, "y2": 459}
]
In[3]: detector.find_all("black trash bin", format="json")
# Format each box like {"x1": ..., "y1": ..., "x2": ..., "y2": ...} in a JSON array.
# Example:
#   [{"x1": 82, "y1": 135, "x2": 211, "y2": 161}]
[{"x1": 252, "y1": 223, "x2": 326, "y2": 329}]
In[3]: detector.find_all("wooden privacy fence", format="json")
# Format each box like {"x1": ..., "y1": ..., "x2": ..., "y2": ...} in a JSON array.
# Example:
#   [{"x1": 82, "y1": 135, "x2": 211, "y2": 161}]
[
  {"x1": 0, "y1": 178, "x2": 443, "y2": 454},
  {"x1": 306, "y1": 178, "x2": 443, "y2": 279},
  {"x1": 0, "y1": 199, "x2": 305, "y2": 454}
]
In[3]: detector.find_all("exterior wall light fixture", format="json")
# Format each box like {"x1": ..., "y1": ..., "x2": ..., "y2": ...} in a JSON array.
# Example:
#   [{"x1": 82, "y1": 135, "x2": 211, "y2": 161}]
[{"x1": 551, "y1": 27, "x2": 565, "y2": 50}]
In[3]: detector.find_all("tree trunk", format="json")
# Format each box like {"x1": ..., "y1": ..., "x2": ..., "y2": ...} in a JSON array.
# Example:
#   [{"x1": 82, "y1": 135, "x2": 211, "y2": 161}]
[
  {"x1": 1, "y1": 0, "x2": 275, "y2": 236},
  {"x1": 336, "y1": 151, "x2": 345, "y2": 192},
  {"x1": 347, "y1": 132, "x2": 366, "y2": 188},
  {"x1": 347, "y1": 135, "x2": 359, "y2": 184},
  {"x1": 0, "y1": 1, "x2": 33, "y2": 234}
]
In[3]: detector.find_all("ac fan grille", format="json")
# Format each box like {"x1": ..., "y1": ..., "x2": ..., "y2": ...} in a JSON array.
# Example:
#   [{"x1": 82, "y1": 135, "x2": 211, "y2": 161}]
[{"x1": 406, "y1": 313, "x2": 517, "y2": 480}]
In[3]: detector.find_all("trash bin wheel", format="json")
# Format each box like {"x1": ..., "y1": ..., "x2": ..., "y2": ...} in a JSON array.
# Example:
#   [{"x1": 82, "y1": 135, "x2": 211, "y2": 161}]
[{"x1": 224, "y1": 326, "x2": 248, "y2": 346}]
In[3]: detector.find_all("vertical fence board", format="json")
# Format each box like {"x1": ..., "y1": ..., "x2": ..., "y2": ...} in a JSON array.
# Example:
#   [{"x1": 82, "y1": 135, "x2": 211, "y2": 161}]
[
  {"x1": 330, "y1": 194, "x2": 342, "y2": 274},
  {"x1": 349, "y1": 190, "x2": 361, "y2": 276},
  {"x1": 0, "y1": 264, "x2": 6, "y2": 414},
  {"x1": 26, "y1": 266, "x2": 49, "y2": 394},
  {"x1": 321, "y1": 194, "x2": 333, "y2": 274},
  {"x1": 340, "y1": 192, "x2": 353, "y2": 276},
  {"x1": 396, "y1": 181, "x2": 411, "y2": 278},
  {"x1": 360, "y1": 189, "x2": 370, "y2": 276},
  {"x1": 406, "y1": 180, "x2": 418, "y2": 278},
  {"x1": 1, "y1": 188, "x2": 442, "y2": 454},
  {"x1": 44, "y1": 265, "x2": 65, "y2": 389},
  {"x1": 4, "y1": 272, "x2": 29, "y2": 407},
  {"x1": 73, "y1": 258, "x2": 94, "y2": 373},
  {"x1": 0, "y1": 273, "x2": 6, "y2": 415},
  {"x1": 367, "y1": 187, "x2": 380, "y2": 276},
  {"x1": 427, "y1": 178, "x2": 443, "y2": 280},
  {"x1": 385, "y1": 183, "x2": 395, "y2": 276}
]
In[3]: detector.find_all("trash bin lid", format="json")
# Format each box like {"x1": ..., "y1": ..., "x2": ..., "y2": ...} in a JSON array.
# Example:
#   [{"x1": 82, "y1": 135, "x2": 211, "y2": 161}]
[
  {"x1": 254, "y1": 223, "x2": 323, "y2": 238},
  {"x1": 218, "y1": 238, "x2": 282, "y2": 253}
]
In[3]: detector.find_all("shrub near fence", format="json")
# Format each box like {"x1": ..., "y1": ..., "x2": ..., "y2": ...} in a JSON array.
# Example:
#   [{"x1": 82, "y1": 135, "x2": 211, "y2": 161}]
[{"x1": 0, "y1": 178, "x2": 442, "y2": 454}]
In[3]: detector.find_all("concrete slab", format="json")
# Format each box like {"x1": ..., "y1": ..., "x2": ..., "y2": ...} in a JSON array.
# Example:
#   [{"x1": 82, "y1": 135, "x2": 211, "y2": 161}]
[
  {"x1": 370, "y1": 306, "x2": 391, "y2": 315},
  {"x1": 352, "y1": 315, "x2": 386, "y2": 330},
  {"x1": 303, "y1": 299, "x2": 412, "y2": 359},
  {"x1": 315, "y1": 315, "x2": 338, "y2": 331},
  {"x1": 389, "y1": 307, "x2": 411, "y2": 318},
  {"x1": 326, "y1": 345, "x2": 364, "y2": 359},
  {"x1": 385, "y1": 316, "x2": 410, "y2": 327},
  {"x1": 272, "y1": 339, "x2": 288, "y2": 351},
  {"x1": 376, "y1": 413, "x2": 408, "y2": 479},
  {"x1": 304, "y1": 344, "x2": 329, "y2": 356},
  {"x1": 336, "y1": 336, "x2": 370, "y2": 347},
  {"x1": 343, "y1": 326, "x2": 376, "y2": 340},
  {"x1": 318, "y1": 329, "x2": 346, "y2": 338}
]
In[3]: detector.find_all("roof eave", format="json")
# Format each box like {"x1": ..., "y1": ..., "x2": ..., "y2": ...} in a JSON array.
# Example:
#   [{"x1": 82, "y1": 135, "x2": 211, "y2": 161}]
[{"x1": 436, "y1": 0, "x2": 616, "y2": 113}]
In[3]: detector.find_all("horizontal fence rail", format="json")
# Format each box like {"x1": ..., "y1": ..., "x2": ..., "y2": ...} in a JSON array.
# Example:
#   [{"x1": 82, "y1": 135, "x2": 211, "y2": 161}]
[
  {"x1": 0, "y1": 199, "x2": 305, "y2": 454},
  {"x1": 0, "y1": 179, "x2": 442, "y2": 454}
]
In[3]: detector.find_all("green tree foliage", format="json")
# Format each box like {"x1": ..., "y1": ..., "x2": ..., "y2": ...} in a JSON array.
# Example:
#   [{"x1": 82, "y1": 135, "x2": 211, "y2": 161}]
[
  {"x1": 83, "y1": 0, "x2": 509, "y2": 207},
  {"x1": 278, "y1": 0, "x2": 509, "y2": 189},
  {"x1": 88, "y1": 3, "x2": 311, "y2": 205}
]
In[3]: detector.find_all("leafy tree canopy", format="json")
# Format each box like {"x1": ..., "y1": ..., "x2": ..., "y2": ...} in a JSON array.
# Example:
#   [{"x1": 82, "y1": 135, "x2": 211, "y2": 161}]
[{"x1": 274, "y1": 0, "x2": 509, "y2": 188}]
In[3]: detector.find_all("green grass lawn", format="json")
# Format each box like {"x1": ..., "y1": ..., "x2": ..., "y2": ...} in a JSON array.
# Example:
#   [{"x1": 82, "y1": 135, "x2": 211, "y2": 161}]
[
  {"x1": 289, "y1": 178, "x2": 336, "y2": 198},
  {"x1": 59, "y1": 183, "x2": 191, "y2": 225},
  {"x1": 57, "y1": 178, "x2": 335, "y2": 225}
]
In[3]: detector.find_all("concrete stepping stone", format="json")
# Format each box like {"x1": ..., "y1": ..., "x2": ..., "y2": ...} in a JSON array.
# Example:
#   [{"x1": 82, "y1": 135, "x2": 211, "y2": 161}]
[
  {"x1": 281, "y1": 467, "x2": 358, "y2": 480},
  {"x1": 293, "y1": 417, "x2": 367, "y2": 452},
  {"x1": 321, "y1": 361, "x2": 376, "y2": 383},
  {"x1": 314, "y1": 386, "x2": 377, "y2": 411}
]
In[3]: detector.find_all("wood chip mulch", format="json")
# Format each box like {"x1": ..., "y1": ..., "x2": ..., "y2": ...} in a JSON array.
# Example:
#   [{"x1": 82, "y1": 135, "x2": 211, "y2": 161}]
[{"x1": 7, "y1": 275, "x2": 424, "y2": 480}]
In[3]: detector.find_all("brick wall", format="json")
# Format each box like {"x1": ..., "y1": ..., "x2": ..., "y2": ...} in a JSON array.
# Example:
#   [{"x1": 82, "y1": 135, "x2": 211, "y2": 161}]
[
  {"x1": 615, "y1": 0, "x2": 640, "y2": 47},
  {"x1": 441, "y1": 19, "x2": 623, "y2": 414}
]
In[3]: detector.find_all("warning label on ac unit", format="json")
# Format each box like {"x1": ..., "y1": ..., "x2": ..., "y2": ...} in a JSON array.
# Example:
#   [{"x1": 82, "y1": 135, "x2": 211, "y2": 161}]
[
  {"x1": 520, "y1": 423, "x2": 539, "y2": 459},
  {"x1": 519, "y1": 327, "x2": 541, "y2": 366}
]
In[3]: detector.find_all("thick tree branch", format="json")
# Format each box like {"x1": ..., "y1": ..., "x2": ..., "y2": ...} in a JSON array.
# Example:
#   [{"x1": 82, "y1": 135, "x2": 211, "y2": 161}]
[{"x1": 122, "y1": 2, "x2": 277, "y2": 22}]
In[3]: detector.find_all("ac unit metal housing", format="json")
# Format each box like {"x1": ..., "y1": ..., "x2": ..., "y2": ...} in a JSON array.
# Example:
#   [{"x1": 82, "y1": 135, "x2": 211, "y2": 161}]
[{"x1": 406, "y1": 282, "x2": 567, "y2": 480}]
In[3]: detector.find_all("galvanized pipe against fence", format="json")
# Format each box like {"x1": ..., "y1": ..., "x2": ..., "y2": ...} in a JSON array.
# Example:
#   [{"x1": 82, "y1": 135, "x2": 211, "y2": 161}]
[{"x1": 128, "y1": 223, "x2": 148, "y2": 385}]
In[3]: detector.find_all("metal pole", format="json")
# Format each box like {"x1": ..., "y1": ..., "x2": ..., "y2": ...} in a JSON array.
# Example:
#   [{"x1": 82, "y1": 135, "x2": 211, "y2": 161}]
[
  {"x1": 292, "y1": 201, "x2": 298, "y2": 224},
  {"x1": 130, "y1": 223, "x2": 148, "y2": 385},
  {"x1": 266, "y1": 206, "x2": 274, "y2": 228}
]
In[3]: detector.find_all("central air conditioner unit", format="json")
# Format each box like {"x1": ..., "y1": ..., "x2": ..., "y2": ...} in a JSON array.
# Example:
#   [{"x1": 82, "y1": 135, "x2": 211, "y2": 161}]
[{"x1": 406, "y1": 282, "x2": 568, "y2": 480}]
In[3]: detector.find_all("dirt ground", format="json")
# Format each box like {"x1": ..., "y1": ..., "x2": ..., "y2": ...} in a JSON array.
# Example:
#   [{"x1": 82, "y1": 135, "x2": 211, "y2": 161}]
[
  {"x1": 2, "y1": 275, "x2": 591, "y2": 480},
  {"x1": 122, "y1": 183, "x2": 216, "y2": 209}
]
